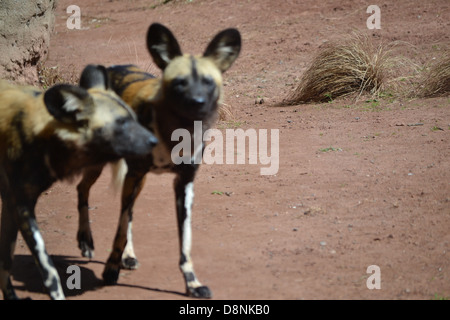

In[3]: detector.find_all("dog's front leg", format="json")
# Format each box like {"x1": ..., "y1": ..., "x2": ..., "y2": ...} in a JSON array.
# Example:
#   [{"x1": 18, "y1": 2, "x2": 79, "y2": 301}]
[
  {"x1": 174, "y1": 164, "x2": 211, "y2": 298},
  {"x1": 0, "y1": 199, "x2": 19, "y2": 300},
  {"x1": 16, "y1": 203, "x2": 65, "y2": 300}
]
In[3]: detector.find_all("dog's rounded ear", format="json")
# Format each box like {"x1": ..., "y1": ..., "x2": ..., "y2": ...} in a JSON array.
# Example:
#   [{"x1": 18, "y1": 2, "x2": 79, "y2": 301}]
[
  {"x1": 203, "y1": 28, "x2": 241, "y2": 73},
  {"x1": 44, "y1": 84, "x2": 93, "y2": 124},
  {"x1": 79, "y1": 64, "x2": 111, "y2": 90},
  {"x1": 146, "y1": 23, "x2": 182, "y2": 70}
]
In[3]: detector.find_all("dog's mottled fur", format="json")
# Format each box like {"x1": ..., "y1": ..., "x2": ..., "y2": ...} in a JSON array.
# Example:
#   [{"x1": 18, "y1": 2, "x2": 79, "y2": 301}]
[
  {"x1": 76, "y1": 23, "x2": 241, "y2": 298},
  {"x1": 0, "y1": 65, "x2": 157, "y2": 300}
]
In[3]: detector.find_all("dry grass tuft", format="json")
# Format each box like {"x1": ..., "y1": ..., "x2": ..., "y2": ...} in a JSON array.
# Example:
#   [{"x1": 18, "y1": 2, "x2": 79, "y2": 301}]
[
  {"x1": 416, "y1": 51, "x2": 450, "y2": 98},
  {"x1": 281, "y1": 34, "x2": 398, "y2": 105},
  {"x1": 218, "y1": 103, "x2": 235, "y2": 121},
  {"x1": 37, "y1": 62, "x2": 79, "y2": 89}
]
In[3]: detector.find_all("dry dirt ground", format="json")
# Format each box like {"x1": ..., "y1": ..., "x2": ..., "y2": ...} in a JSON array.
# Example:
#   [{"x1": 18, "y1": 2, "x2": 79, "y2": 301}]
[{"x1": 9, "y1": 0, "x2": 450, "y2": 300}]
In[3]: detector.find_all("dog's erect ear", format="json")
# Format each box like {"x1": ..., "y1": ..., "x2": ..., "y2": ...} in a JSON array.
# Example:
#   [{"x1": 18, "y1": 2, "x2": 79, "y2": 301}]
[
  {"x1": 146, "y1": 23, "x2": 183, "y2": 70},
  {"x1": 44, "y1": 84, "x2": 93, "y2": 124},
  {"x1": 79, "y1": 64, "x2": 111, "y2": 90},
  {"x1": 203, "y1": 28, "x2": 241, "y2": 73}
]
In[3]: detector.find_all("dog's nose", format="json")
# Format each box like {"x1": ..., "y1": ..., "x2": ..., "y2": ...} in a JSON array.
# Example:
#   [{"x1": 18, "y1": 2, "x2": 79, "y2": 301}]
[
  {"x1": 190, "y1": 96, "x2": 205, "y2": 107},
  {"x1": 148, "y1": 134, "x2": 158, "y2": 147}
]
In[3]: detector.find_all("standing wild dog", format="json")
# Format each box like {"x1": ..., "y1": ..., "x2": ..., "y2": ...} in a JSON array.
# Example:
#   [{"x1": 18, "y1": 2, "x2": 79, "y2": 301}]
[
  {"x1": 76, "y1": 23, "x2": 241, "y2": 298},
  {"x1": 0, "y1": 65, "x2": 157, "y2": 300}
]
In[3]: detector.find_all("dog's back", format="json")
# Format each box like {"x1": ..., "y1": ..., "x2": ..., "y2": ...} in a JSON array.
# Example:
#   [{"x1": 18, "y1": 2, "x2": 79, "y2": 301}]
[
  {"x1": 107, "y1": 65, "x2": 159, "y2": 107},
  {"x1": 0, "y1": 81, "x2": 49, "y2": 161}
]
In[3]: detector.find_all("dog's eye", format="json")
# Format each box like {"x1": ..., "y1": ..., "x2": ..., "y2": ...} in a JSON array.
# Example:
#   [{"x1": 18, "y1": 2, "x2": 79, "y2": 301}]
[
  {"x1": 115, "y1": 117, "x2": 128, "y2": 126},
  {"x1": 172, "y1": 78, "x2": 188, "y2": 90},
  {"x1": 202, "y1": 77, "x2": 215, "y2": 87}
]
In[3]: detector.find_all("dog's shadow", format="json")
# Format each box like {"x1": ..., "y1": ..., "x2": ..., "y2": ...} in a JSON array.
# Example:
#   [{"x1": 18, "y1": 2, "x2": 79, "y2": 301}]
[{"x1": 11, "y1": 255, "x2": 185, "y2": 299}]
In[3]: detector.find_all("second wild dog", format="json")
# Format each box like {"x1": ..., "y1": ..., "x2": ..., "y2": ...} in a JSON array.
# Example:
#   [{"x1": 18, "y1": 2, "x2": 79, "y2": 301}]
[
  {"x1": 0, "y1": 65, "x2": 157, "y2": 300},
  {"x1": 76, "y1": 23, "x2": 241, "y2": 298}
]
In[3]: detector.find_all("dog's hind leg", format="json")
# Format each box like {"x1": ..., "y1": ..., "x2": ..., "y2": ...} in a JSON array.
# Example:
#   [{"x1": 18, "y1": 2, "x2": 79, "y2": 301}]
[
  {"x1": 102, "y1": 166, "x2": 147, "y2": 284},
  {"x1": 77, "y1": 165, "x2": 103, "y2": 258}
]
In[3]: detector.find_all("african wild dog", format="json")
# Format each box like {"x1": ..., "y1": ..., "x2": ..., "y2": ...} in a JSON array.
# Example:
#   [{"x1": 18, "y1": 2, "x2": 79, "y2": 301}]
[
  {"x1": 0, "y1": 65, "x2": 157, "y2": 300},
  {"x1": 76, "y1": 23, "x2": 241, "y2": 298}
]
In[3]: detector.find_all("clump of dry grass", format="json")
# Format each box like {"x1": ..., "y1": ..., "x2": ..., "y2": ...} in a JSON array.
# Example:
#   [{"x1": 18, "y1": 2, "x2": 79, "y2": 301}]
[
  {"x1": 281, "y1": 34, "x2": 396, "y2": 105},
  {"x1": 218, "y1": 103, "x2": 235, "y2": 121},
  {"x1": 37, "y1": 62, "x2": 79, "y2": 89},
  {"x1": 416, "y1": 51, "x2": 450, "y2": 98}
]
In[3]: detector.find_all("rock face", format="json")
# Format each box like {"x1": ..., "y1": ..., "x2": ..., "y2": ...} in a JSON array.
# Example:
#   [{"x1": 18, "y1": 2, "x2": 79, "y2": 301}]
[{"x1": 0, "y1": 0, "x2": 56, "y2": 84}]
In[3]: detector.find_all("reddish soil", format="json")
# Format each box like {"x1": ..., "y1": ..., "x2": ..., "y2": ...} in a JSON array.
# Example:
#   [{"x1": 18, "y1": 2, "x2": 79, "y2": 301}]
[{"x1": 10, "y1": 0, "x2": 449, "y2": 300}]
